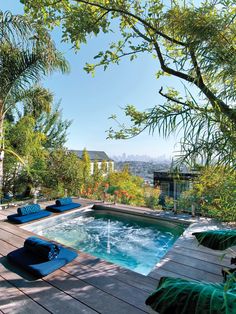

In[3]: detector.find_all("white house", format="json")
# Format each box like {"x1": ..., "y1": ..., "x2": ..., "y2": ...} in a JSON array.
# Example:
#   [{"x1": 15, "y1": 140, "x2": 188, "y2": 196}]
[{"x1": 69, "y1": 150, "x2": 114, "y2": 174}]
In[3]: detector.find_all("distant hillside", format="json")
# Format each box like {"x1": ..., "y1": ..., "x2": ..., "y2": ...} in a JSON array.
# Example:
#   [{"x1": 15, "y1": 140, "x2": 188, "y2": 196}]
[{"x1": 114, "y1": 160, "x2": 171, "y2": 184}]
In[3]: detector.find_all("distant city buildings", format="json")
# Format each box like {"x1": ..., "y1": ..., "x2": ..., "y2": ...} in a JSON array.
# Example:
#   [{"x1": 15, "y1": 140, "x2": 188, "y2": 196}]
[{"x1": 69, "y1": 150, "x2": 114, "y2": 174}]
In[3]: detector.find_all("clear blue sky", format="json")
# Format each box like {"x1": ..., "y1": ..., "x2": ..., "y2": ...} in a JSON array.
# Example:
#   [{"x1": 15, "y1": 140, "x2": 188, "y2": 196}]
[{"x1": 3, "y1": 1, "x2": 184, "y2": 159}]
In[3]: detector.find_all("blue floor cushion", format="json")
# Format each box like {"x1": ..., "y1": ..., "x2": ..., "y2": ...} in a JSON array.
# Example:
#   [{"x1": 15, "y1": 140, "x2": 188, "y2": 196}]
[
  {"x1": 17, "y1": 204, "x2": 41, "y2": 216},
  {"x1": 46, "y1": 202, "x2": 81, "y2": 212},
  {"x1": 7, "y1": 246, "x2": 78, "y2": 277},
  {"x1": 7, "y1": 210, "x2": 51, "y2": 224},
  {"x1": 56, "y1": 197, "x2": 73, "y2": 206},
  {"x1": 24, "y1": 236, "x2": 60, "y2": 261}
]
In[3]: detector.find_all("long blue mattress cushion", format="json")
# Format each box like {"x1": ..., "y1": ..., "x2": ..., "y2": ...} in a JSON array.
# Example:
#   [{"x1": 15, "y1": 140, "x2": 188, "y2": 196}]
[
  {"x1": 46, "y1": 202, "x2": 81, "y2": 212},
  {"x1": 24, "y1": 237, "x2": 60, "y2": 261},
  {"x1": 7, "y1": 246, "x2": 78, "y2": 277},
  {"x1": 17, "y1": 204, "x2": 42, "y2": 216},
  {"x1": 55, "y1": 197, "x2": 73, "y2": 206},
  {"x1": 7, "y1": 210, "x2": 51, "y2": 224}
]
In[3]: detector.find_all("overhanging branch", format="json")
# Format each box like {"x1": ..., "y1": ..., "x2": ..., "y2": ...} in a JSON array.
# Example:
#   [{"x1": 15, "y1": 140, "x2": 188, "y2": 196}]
[{"x1": 74, "y1": 0, "x2": 187, "y2": 46}]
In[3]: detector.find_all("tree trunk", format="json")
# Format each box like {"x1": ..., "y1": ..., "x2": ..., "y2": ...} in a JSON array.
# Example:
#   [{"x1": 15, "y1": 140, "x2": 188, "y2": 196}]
[{"x1": 0, "y1": 99, "x2": 4, "y2": 198}]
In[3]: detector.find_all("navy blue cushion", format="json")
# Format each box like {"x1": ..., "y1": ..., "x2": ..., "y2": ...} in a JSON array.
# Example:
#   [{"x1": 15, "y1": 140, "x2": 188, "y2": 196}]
[
  {"x1": 55, "y1": 197, "x2": 73, "y2": 206},
  {"x1": 17, "y1": 204, "x2": 41, "y2": 216},
  {"x1": 46, "y1": 203, "x2": 81, "y2": 212},
  {"x1": 24, "y1": 237, "x2": 60, "y2": 261},
  {"x1": 7, "y1": 246, "x2": 78, "y2": 277},
  {"x1": 7, "y1": 210, "x2": 51, "y2": 224}
]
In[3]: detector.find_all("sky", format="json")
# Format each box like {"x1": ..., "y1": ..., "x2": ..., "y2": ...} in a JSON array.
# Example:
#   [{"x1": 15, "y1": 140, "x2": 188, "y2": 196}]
[{"x1": 2, "y1": 0, "x2": 184, "y2": 159}]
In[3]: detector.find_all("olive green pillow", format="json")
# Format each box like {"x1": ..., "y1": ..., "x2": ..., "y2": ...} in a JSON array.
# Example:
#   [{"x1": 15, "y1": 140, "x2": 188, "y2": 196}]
[{"x1": 193, "y1": 230, "x2": 236, "y2": 250}]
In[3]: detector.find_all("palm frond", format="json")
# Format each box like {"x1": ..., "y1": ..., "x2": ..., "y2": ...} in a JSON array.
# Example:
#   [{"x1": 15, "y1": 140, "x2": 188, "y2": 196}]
[{"x1": 0, "y1": 10, "x2": 32, "y2": 45}]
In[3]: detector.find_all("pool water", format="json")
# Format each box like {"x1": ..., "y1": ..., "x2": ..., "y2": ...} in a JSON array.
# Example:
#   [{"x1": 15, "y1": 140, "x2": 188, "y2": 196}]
[{"x1": 38, "y1": 211, "x2": 185, "y2": 275}]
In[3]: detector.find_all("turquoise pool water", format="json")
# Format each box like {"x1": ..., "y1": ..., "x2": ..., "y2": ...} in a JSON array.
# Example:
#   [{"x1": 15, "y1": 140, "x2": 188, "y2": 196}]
[{"x1": 39, "y1": 210, "x2": 185, "y2": 275}]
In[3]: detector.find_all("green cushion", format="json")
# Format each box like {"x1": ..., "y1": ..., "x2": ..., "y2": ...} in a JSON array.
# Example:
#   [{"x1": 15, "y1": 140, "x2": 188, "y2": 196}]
[
  {"x1": 193, "y1": 230, "x2": 236, "y2": 250},
  {"x1": 145, "y1": 277, "x2": 236, "y2": 314}
]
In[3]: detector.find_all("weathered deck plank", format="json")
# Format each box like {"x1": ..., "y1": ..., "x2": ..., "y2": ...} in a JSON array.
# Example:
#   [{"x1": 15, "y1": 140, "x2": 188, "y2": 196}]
[
  {"x1": 0, "y1": 275, "x2": 50, "y2": 314},
  {"x1": 171, "y1": 244, "x2": 231, "y2": 266},
  {"x1": 0, "y1": 201, "x2": 231, "y2": 313},
  {"x1": 46, "y1": 270, "x2": 146, "y2": 314},
  {"x1": 0, "y1": 252, "x2": 98, "y2": 314},
  {"x1": 0, "y1": 224, "x2": 149, "y2": 313}
]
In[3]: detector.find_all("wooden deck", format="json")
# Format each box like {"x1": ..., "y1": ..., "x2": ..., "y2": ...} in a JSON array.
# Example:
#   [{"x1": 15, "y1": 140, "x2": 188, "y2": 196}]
[{"x1": 0, "y1": 199, "x2": 232, "y2": 313}]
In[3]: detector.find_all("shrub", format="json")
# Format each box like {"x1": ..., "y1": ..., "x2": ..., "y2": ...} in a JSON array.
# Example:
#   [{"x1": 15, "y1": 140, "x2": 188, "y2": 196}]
[
  {"x1": 143, "y1": 186, "x2": 161, "y2": 209},
  {"x1": 182, "y1": 167, "x2": 236, "y2": 222}
]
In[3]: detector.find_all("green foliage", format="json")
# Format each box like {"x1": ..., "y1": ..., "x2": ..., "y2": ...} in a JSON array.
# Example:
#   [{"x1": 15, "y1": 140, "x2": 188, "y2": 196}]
[
  {"x1": 6, "y1": 116, "x2": 46, "y2": 160},
  {"x1": 35, "y1": 102, "x2": 72, "y2": 149},
  {"x1": 193, "y1": 230, "x2": 236, "y2": 250},
  {"x1": 22, "y1": 0, "x2": 236, "y2": 165},
  {"x1": 43, "y1": 149, "x2": 83, "y2": 197},
  {"x1": 20, "y1": 86, "x2": 53, "y2": 119},
  {"x1": 81, "y1": 148, "x2": 91, "y2": 188},
  {"x1": 3, "y1": 99, "x2": 71, "y2": 196},
  {"x1": 0, "y1": 10, "x2": 69, "y2": 192},
  {"x1": 4, "y1": 116, "x2": 47, "y2": 195},
  {"x1": 107, "y1": 165, "x2": 144, "y2": 205},
  {"x1": 0, "y1": 10, "x2": 69, "y2": 107},
  {"x1": 143, "y1": 186, "x2": 161, "y2": 209},
  {"x1": 182, "y1": 167, "x2": 236, "y2": 222},
  {"x1": 146, "y1": 276, "x2": 236, "y2": 314},
  {"x1": 165, "y1": 196, "x2": 175, "y2": 210},
  {"x1": 108, "y1": 160, "x2": 113, "y2": 174},
  {"x1": 100, "y1": 159, "x2": 107, "y2": 175},
  {"x1": 92, "y1": 159, "x2": 102, "y2": 188}
]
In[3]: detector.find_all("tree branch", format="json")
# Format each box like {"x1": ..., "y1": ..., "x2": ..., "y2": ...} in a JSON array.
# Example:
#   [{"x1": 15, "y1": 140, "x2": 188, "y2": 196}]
[
  {"x1": 152, "y1": 39, "x2": 236, "y2": 124},
  {"x1": 73, "y1": 0, "x2": 187, "y2": 46},
  {"x1": 48, "y1": 0, "x2": 236, "y2": 124},
  {"x1": 93, "y1": 9, "x2": 110, "y2": 25},
  {"x1": 97, "y1": 49, "x2": 148, "y2": 65},
  {"x1": 189, "y1": 47, "x2": 204, "y2": 85},
  {"x1": 132, "y1": 26, "x2": 152, "y2": 43},
  {"x1": 152, "y1": 40, "x2": 196, "y2": 84},
  {"x1": 159, "y1": 87, "x2": 214, "y2": 115},
  {"x1": 159, "y1": 87, "x2": 190, "y2": 107}
]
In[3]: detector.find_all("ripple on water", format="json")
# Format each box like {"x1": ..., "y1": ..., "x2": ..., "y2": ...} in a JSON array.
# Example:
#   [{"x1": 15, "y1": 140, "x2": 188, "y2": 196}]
[{"x1": 41, "y1": 212, "x2": 184, "y2": 275}]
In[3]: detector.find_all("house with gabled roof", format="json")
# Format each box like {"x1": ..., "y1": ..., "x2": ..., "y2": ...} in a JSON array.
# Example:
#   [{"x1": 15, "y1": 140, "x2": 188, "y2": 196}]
[{"x1": 69, "y1": 150, "x2": 114, "y2": 174}]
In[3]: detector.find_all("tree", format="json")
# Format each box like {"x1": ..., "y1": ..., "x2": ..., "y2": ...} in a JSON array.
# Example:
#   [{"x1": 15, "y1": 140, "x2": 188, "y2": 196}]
[
  {"x1": 81, "y1": 148, "x2": 91, "y2": 190},
  {"x1": 178, "y1": 167, "x2": 236, "y2": 222},
  {"x1": 101, "y1": 159, "x2": 107, "y2": 175},
  {"x1": 0, "y1": 10, "x2": 69, "y2": 193},
  {"x1": 4, "y1": 115, "x2": 47, "y2": 196},
  {"x1": 35, "y1": 102, "x2": 72, "y2": 149},
  {"x1": 92, "y1": 159, "x2": 102, "y2": 187},
  {"x1": 44, "y1": 149, "x2": 83, "y2": 197},
  {"x1": 21, "y1": 86, "x2": 53, "y2": 119},
  {"x1": 22, "y1": 0, "x2": 236, "y2": 166},
  {"x1": 108, "y1": 165, "x2": 144, "y2": 205},
  {"x1": 108, "y1": 160, "x2": 113, "y2": 174},
  {"x1": 4, "y1": 96, "x2": 72, "y2": 196}
]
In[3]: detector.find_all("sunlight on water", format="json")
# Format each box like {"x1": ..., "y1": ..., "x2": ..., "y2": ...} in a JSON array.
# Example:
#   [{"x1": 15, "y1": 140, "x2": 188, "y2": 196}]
[{"x1": 40, "y1": 211, "x2": 184, "y2": 275}]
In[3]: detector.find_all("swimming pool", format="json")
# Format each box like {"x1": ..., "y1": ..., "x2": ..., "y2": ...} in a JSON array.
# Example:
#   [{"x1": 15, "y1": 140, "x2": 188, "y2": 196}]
[{"x1": 24, "y1": 208, "x2": 186, "y2": 275}]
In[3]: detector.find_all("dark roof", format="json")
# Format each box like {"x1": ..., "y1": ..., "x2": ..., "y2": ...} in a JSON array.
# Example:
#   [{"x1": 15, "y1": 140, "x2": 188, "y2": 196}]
[{"x1": 69, "y1": 150, "x2": 113, "y2": 161}]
